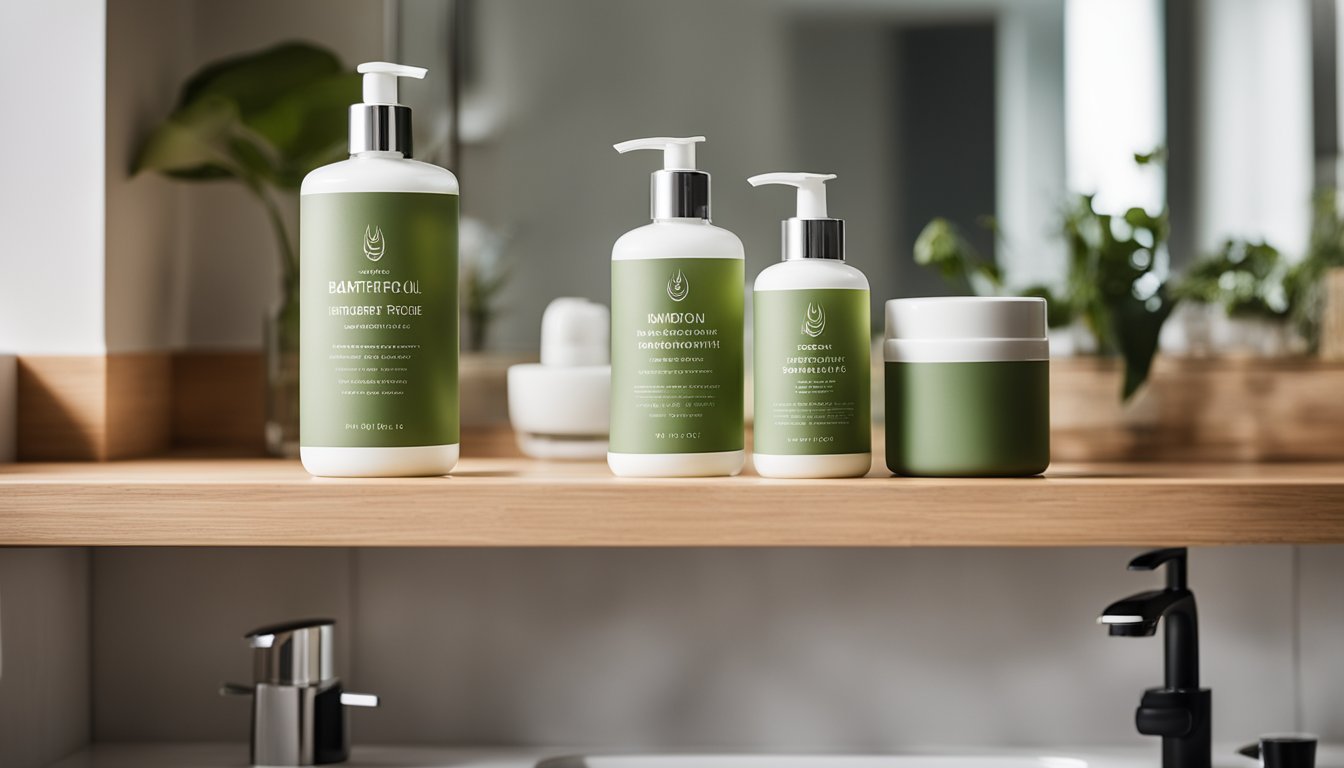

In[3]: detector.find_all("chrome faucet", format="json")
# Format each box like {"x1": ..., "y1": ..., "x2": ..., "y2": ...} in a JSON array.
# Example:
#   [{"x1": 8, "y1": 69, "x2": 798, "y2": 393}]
[
  {"x1": 1099, "y1": 548, "x2": 1210, "y2": 768},
  {"x1": 222, "y1": 618, "x2": 379, "y2": 766}
]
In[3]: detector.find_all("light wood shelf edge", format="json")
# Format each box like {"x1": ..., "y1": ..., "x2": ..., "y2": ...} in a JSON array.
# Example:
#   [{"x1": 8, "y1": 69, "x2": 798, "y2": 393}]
[{"x1": 3, "y1": 455, "x2": 1343, "y2": 547}]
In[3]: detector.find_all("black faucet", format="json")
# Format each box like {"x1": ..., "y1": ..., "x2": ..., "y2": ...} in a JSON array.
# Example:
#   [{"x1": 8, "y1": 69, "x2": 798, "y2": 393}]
[{"x1": 1099, "y1": 548, "x2": 1211, "y2": 768}]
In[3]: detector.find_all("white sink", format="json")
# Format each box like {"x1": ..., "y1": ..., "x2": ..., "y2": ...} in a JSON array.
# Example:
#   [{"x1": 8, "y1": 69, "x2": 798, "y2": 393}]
[{"x1": 538, "y1": 757, "x2": 1092, "y2": 768}]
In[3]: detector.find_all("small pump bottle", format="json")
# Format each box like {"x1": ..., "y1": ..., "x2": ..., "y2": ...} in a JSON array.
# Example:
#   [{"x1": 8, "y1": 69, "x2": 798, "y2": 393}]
[
  {"x1": 609, "y1": 137, "x2": 745, "y2": 477},
  {"x1": 300, "y1": 63, "x2": 460, "y2": 477},
  {"x1": 749, "y1": 173, "x2": 871, "y2": 478}
]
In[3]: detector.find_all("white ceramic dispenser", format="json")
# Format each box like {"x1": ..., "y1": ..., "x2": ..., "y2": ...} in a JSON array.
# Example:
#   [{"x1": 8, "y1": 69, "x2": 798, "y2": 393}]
[{"x1": 508, "y1": 298, "x2": 612, "y2": 460}]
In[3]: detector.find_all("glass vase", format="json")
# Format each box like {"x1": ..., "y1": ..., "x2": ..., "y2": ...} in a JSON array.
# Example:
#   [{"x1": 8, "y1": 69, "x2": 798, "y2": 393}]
[{"x1": 265, "y1": 287, "x2": 301, "y2": 457}]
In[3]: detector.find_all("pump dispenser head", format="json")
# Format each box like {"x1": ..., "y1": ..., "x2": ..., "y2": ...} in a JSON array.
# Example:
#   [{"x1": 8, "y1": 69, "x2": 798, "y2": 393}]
[
  {"x1": 614, "y1": 136, "x2": 711, "y2": 220},
  {"x1": 748, "y1": 172, "x2": 845, "y2": 261},
  {"x1": 350, "y1": 62, "x2": 427, "y2": 156}
]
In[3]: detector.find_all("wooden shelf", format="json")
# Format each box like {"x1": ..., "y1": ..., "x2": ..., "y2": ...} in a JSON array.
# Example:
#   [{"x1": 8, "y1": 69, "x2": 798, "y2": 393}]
[{"x1": 3, "y1": 448, "x2": 1343, "y2": 546}]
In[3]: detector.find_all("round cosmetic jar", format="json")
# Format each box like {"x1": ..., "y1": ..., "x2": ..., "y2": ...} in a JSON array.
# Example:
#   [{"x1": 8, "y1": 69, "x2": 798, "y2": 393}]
[{"x1": 883, "y1": 297, "x2": 1049, "y2": 477}]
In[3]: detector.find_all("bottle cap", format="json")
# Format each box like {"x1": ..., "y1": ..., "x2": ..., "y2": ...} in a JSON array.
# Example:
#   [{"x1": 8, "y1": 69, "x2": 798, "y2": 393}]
[
  {"x1": 614, "y1": 136, "x2": 711, "y2": 221},
  {"x1": 349, "y1": 62, "x2": 427, "y2": 156},
  {"x1": 748, "y1": 172, "x2": 844, "y2": 261},
  {"x1": 884, "y1": 297, "x2": 1049, "y2": 363}
]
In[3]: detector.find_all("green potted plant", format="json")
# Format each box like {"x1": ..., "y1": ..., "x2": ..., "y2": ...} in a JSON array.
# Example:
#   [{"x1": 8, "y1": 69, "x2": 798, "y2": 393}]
[
  {"x1": 134, "y1": 42, "x2": 359, "y2": 455},
  {"x1": 1286, "y1": 189, "x2": 1344, "y2": 351},
  {"x1": 914, "y1": 194, "x2": 1173, "y2": 400},
  {"x1": 1169, "y1": 238, "x2": 1296, "y2": 356}
]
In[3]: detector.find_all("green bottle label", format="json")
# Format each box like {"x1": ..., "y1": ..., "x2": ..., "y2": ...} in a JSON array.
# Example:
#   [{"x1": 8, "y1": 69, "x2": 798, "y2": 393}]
[
  {"x1": 753, "y1": 288, "x2": 871, "y2": 455},
  {"x1": 610, "y1": 257, "x2": 744, "y2": 454},
  {"x1": 300, "y1": 191, "x2": 459, "y2": 448}
]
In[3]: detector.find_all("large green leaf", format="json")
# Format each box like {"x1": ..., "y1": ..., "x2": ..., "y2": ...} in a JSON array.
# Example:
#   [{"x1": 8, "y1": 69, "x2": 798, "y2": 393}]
[
  {"x1": 178, "y1": 42, "x2": 343, "y2": 117},
  {"x1": 134, "y1": 94, "x2": 244, "y2": 179},
  {"x1": 1109, "y1": 292, "x2": 1176, "y2": 400},
  {"x1": 134, "y1": 42, "x2": 358, "y2": 189},
  {"x1": 246, "y1": 72, "x2": 361, "y2": 188}
]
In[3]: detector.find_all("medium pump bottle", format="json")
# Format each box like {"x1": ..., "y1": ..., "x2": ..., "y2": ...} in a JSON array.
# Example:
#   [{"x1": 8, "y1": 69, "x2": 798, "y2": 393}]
[
  {"x1": 299, "y1": 63, "x2": 460, "y2": 477},
  {"x1": 608, "y1": 136, "x2": 745, "y2": 477},
  {"x1": 749, "y1": 173, "x2": 871, "y2": 478}
]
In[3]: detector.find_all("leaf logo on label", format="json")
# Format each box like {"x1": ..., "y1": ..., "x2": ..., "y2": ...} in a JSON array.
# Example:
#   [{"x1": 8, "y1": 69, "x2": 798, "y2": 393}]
[
  {"x1": 667, "y1": 269, "x2": 689, "y2": 302},
  {"x1": 363, "y1": 225, "x2": 385, "y2": 262},
  {"x1": 802, "y1": 302, "x2": 826, "y2": 337}
]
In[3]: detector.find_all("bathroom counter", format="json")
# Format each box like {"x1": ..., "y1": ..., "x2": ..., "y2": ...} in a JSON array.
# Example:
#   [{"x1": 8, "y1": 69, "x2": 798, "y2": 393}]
[
  {"x1": 47, "y1": 742, "x2": 1338, "y2": 768},
  {"x1": 3, "y1": 451, "x2": 1344, "y2": 546}
]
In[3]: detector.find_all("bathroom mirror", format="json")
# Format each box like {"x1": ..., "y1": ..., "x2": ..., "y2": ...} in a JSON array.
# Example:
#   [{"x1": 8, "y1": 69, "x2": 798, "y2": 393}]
[{"x1": 394, "y1": 0, "x2": 1319, "y2": 353}]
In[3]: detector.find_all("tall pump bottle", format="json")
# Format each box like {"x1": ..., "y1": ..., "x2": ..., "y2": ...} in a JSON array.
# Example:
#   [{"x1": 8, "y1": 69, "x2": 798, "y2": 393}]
[
  {"x1": 609, "y1": 136, "x2": 745, "y2": 477},
  {"x1": 749, "y1": 173, "x2": 871, "y2": 478},
  {"x1": 299, "y1": 62, "x2": 460, "y2": 477}
]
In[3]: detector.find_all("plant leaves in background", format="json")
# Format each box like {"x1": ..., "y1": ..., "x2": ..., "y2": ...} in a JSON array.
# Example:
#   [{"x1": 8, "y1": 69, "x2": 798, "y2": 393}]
[
  {"x1": 133, "y1": 94, "x2": 245, "y2": 180},
  {"x1": 1109, "y1": 291, "x2": 1175, "y2": 400},
  {"x1": 914, "y1": 217, "x2": 1003, "y2": 294},
  {"x1": 1174, "y1": 238, "x2": 1288, "y2": 319},
  {"x1": 1060, "y1": 193, "x2": 1172, "y2": 399},
  {"x1": 1288, "y1": 189, "x2": 1344, "y2": 349},
  {"x1": 134, "y1": 42, "x2": 359, "y2": 190}
]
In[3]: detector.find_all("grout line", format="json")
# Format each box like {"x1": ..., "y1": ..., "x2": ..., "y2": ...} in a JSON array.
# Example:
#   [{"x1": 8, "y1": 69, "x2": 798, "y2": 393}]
[
  {"x1": 1291, "y1": 544, "x2": 1304, "y2": 732},
  {"x1": 85, "y1": 546, "x2": 96, "y2": 749},
  {"x1": 348, "y1": 546, "x2": 360, "y2": 684}
]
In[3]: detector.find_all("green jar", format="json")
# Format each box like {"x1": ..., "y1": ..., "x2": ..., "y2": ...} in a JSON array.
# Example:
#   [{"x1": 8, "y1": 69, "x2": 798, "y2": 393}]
[{"x1": 883, "y1": 297, "x2": 1049, "y2": 477}]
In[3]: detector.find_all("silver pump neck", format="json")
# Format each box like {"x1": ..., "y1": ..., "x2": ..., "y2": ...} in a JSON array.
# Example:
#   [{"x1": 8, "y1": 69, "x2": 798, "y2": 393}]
[
  {"x1": 350, "y1": 104, "x2": 413, "y2": 156},
  {"x1": 651, "y1": 170, "x2": 710, "y2": 220},
  {"x1": 782, "y1": 218, "x2": 844, "y2": 261}
]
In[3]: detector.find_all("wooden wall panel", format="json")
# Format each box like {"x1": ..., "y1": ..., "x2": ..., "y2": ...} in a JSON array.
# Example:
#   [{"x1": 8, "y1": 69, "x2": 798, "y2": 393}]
[
  {"x1": 17, "y1": 353, "x2": 171, "y2": 461},
  {"x1": 1052, "y1": 356, "x2": 1344, "y2": 461},
  {"x1": 17, "y1": 356, "x2": 108, "y2": 461},
  {"x1": 169, "y1": 351, "x2": 264, "y2": 453}
]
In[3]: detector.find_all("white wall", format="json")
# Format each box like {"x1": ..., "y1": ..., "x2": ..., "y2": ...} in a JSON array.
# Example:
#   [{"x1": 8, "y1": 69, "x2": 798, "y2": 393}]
[
  {"x1": 1195, "y1": 0, "x2": 1314, "y2": 258},
  {"x1": 454, "y1": 0, "x2": 790, "y2": 352},
  {"x1": 0, "y1": 549, "x2": 91, "y2": 768},
  {"x1": 1065, "y1": 0, "x2": 1165, "y2": 216},
  {"x1": 0, "y1": 0, "x2": 107, "y2": 354},
  {"x1": 105, "y1": 0, "x2": 192, "y2": 353},
  {"x1": 997, "y1": 1, "x2": 1068, "y2": 289}
]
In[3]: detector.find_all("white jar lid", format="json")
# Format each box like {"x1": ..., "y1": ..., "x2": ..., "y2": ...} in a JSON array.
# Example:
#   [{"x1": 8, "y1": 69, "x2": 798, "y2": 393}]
[{"x1": 884, "y1": 297, "x2": 1048, "y2": 363}]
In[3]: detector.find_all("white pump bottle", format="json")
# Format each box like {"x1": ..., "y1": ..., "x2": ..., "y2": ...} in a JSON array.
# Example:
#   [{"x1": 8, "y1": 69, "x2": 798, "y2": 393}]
[
  {"x1": 299, "y1": 62, "x2": 461, "y2": 477},
  {"x1": 608, "y1": 136, "x2": 745, "y2": 477},
  {"x1": 749, "y1": 173, "x2": 871, "y2": 478}
]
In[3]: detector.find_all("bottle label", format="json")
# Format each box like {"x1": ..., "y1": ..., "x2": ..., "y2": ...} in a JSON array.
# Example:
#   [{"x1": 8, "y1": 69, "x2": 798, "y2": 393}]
[
  {"x1": 753, "y1": 288, "x2": 870, "y2": 455},
  {"x1": 610, "y1": 257, "x2": 744, "y2": 454},
  {"x1": 300, "y1": 192, "x2": 459, "y2": 448}
]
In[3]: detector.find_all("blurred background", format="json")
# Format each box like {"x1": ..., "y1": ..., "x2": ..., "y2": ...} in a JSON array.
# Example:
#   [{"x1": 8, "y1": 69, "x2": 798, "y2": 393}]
[
  {"x1": 2, "y1": 0, "x2": 1337, "y2": 357},
  {"x1": 3, "y1": 4, "x2": 1344, "y2": 768},
  {"x1": 4, "y1": 0, "x2": 1341, "y2": 462}
]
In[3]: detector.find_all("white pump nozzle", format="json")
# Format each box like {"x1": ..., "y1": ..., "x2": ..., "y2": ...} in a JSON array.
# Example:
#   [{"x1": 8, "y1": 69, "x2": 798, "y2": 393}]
[
  {"x1": 747, "y1": 172, "x2": 837, "y2": 219},
  {"x1": 613, "y1": 136, "x2": 705, "y2": 170},
  {"x1": 357, "y1": 61, "x2": 428, "y2": 104}
]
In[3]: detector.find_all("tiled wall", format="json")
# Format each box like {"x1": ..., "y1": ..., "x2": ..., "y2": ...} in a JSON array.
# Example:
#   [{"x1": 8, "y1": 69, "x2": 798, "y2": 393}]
[
  {"x1": 0, "y1": 548, "x2": 91, "y2": 767},
  {"x1": 88, "y1": 547, "x2": 1341, "y2": 750}
]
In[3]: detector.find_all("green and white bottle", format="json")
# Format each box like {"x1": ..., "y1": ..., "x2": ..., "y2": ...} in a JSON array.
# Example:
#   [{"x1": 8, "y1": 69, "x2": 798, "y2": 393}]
[
  {"x1": 608, "y1": 136, "x2": 745, "y2": 477},
  {"x1": 748, "y1": 173, "x2": 871, "y2": 478},
  {"x1": 299, "y1": 63, "x2": 460, "y2": 477}
]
